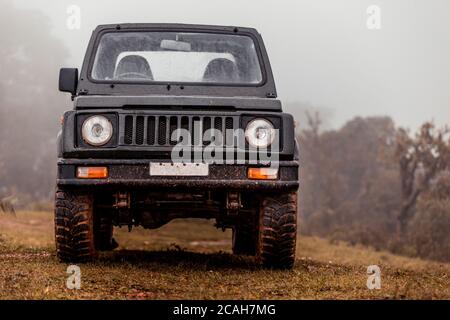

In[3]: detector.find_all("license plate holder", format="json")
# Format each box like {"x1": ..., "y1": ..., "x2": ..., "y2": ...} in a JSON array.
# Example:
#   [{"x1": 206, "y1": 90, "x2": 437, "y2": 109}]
[{"x1": 149, "y1": 162, "x2": 209, "y2": 176}]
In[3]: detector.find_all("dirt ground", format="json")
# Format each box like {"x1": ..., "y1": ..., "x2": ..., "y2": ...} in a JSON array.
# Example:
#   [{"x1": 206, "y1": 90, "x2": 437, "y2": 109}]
[{"x1": 0, "y1": 211, "x2": 448, "y2": 299}]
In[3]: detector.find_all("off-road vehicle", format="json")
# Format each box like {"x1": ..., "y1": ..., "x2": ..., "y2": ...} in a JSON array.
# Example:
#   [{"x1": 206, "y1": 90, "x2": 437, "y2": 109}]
[{"x1": 56, "y1": 24, "x2": 299, "y2": 269}]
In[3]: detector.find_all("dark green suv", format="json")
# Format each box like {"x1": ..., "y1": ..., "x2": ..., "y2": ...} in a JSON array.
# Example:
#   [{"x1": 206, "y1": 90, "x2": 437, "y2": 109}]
[{"x1": 56, "y1": 23, "x2": 299, "y2": 269}]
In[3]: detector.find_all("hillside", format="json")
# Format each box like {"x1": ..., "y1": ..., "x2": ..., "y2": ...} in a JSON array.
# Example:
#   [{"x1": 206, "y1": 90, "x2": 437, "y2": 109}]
[{"x1": 0, "y1": 211, "x2": 448, "y2": 299}]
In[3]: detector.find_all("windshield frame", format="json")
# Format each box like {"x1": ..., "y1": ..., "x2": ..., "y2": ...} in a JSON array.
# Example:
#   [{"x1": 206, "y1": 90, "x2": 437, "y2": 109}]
[
  {"x1": 78, "y1": 24, "x2": 277, "y2": 98},
  {"x1": 87, "y1": 28, "x2": 267, "y2": 88}
]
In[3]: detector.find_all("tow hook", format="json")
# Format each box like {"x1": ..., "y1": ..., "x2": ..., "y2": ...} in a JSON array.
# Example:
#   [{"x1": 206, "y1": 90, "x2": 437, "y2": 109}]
[
  {"x1": 226, "y1": 192, "x2": 242, "y2": 216},
  {"x1": 114, "y1": 192, "x2": 130, "y2": 208},
  {"x1": 113, "y1": 192, "x2": 133, "y2": 231}
]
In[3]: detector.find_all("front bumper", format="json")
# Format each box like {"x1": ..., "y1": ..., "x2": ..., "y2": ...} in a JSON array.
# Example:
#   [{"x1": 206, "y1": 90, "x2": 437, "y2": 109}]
[{"x1": 57, "y1": 159, "x2": 299, "y2": 191}]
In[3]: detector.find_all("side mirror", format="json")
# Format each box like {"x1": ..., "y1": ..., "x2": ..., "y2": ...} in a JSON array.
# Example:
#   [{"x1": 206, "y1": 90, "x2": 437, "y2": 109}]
[{"x1": 59, "y1": 68, "x2": 78, "y2": 95}]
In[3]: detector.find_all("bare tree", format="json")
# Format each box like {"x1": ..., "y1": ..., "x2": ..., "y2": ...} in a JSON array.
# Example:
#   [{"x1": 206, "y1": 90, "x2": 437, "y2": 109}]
[
  {"x1": 0, "y1": 195, "x2": 16, "y2": 215},
  {"x1": 396, "y1": 122, "x2": 450, "y2": 234},
  {"x1": 0, "y1": 1, "x2": 68, "y2": 200}
]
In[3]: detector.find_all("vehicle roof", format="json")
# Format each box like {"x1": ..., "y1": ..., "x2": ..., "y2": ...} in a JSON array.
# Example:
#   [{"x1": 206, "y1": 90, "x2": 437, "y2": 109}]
[{"x1": 94, "y1": 23, "x2": 260, "y2": 34}]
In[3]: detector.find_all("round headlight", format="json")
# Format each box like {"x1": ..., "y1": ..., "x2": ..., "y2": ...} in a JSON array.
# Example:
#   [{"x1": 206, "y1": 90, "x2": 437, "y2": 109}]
[
  {"x1": 82, "y1": 115, "x2": 113, "y2": 146},
  {"x1": 245, "y1": 118, "x2": 275, "y2": 148}
]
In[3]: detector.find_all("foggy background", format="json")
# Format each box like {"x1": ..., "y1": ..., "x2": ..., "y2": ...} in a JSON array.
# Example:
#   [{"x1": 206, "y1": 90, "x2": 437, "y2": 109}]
[
  {"x1": 1, "y1": 0, "x2": 449, "y2": 261},
  {"x1": 10, "y1": 0, "x2": 450, "y2": 129}
]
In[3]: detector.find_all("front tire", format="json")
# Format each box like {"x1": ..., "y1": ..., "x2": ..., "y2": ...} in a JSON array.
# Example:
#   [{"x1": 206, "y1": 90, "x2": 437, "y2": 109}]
[
  {"x1": 54, "y1": 189, "x2": 97, "y2": 262},
  {"x1": 257, "y1": 192, "x2": 297, "y2": 269}
]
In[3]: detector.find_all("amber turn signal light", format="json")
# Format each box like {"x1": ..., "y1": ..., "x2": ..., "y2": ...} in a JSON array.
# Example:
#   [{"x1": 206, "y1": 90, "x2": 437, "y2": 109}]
[
  {"x1": 76, "y1": 167, "x2": 108, "y2": 179},
  {"x1": 248, "y1": 167, "x2": 278, "y2": 180}
]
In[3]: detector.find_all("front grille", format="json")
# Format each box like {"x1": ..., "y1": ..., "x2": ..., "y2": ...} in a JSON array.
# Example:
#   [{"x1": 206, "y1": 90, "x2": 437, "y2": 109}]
[{"x1": 122, "y1": 115, "x2": 238, "y2": 147}]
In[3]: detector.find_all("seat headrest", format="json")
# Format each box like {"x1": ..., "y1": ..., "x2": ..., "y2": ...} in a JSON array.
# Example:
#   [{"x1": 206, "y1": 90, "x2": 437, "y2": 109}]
[
  {"x1": 203, "y1": 58, "x2": 239, "y2": 83},
  {"x1": 115, "y1": 55, "x2": 153, "y2": 80}
]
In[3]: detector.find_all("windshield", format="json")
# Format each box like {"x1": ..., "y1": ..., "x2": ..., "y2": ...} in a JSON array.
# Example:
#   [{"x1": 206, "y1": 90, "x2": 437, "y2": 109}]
[{"x1": 91, "y1": 32, "x2": 263, "y2": 85}]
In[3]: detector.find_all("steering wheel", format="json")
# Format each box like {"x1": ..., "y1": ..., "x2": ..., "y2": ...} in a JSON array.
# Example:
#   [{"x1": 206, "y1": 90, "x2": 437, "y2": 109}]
[{"x1": 116, "y1": 72, "x2": 152, "y2": 80}]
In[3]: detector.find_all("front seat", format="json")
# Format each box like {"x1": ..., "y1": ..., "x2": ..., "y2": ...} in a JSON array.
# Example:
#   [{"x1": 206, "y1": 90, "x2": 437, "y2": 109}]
[
  {"x1": 114, "y1": 55, "x2": 154, "y2": 80},
  {"x1": 203, "y1": 58, "x2": 239, "y2": 83}
]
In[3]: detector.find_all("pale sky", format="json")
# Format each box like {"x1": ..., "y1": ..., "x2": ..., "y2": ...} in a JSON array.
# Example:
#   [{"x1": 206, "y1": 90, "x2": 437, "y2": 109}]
[{"x1": 12, "y1": 0, "x2": 450, "y2": 129}]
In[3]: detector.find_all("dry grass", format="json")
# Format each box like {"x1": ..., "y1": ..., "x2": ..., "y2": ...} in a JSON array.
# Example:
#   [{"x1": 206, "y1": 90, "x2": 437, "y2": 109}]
[{"x1": 0, "y1": 211, "x2": 448, "y2": 300}]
